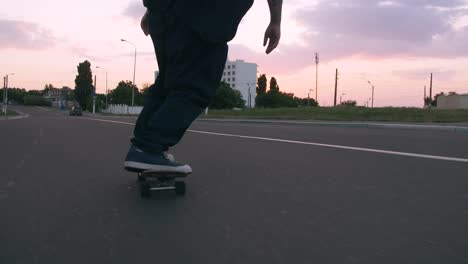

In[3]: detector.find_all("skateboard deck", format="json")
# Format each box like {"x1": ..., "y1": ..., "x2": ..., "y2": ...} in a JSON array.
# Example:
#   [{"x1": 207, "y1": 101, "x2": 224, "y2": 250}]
[{"x1": 137, "y1": 170, "x2": 190, "y2": 197}]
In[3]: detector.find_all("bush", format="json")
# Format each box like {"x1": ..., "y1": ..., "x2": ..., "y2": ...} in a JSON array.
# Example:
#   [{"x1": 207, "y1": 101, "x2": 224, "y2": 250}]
[
  {"x1": 23, "y1": 95, "x2": 51, "y2": 106},
  {"x1": 256, "y1": 90, "x2": 297, "y2": 108},
  {"x1": 339, "y1": 100, "x2": 357, "y2": 107},
  {"x1": 210, "y1": 82, "x2": 246, "y2": 109}
]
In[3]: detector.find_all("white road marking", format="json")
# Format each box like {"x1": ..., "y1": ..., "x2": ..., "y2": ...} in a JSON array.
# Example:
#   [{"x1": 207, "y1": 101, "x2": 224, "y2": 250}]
[{"x1": 81, "y1": 117, "x2": 468, "y2": 163}]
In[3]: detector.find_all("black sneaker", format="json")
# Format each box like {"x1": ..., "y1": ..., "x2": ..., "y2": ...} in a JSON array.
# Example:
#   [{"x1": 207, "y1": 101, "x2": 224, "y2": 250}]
[{"x1": 124, "y1": 145, "x2": 192, "y2": 174}]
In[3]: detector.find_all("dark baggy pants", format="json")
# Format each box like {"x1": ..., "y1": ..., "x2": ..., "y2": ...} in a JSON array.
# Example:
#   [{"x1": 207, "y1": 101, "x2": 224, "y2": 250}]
[{"x1": 131, "y1": 9, "x2": 228, "y2": 154}]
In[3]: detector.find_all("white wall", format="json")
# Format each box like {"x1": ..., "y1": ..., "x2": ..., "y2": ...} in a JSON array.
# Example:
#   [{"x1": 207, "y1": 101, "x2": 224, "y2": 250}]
[
  {"x1": 102, "y1": 104, "x2": 143, "y2": 115},
  {"x1": 438, "y1": 94, "x2": 468, "y2": 109}
]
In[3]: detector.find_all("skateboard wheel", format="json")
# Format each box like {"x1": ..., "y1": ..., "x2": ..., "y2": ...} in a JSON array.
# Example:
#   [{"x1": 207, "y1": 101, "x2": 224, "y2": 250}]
[
  {"x1": 174, "y1": 181, "x2": 186, "y2": 195},
  {"x1": 140, "y1": 182, "x2": 151, "y2": 198}
]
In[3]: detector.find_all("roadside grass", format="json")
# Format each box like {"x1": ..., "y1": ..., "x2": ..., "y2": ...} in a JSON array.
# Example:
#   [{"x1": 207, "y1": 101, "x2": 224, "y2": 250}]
[
  {"x1": 1, "y1": 109, "x2": 18, "y2": 116},
  {"x1": 204, "y1": 107, "x2": 468, "y2": 123}
]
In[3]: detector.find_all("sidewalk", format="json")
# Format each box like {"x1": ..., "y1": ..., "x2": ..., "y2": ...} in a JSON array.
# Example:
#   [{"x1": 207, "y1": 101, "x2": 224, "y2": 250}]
[
  {"x1": 197, "y1": 118, "x2": 468, "y2": 133},
  {"x1": 0, "y1": 110, "x2": 29, "y2": 121}
]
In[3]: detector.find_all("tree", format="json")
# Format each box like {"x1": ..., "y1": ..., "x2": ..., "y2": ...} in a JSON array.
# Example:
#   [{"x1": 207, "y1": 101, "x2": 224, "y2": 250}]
[
  {"x1": 27, "y1": 90, "x2": 42, "y2": 96},
  {"x1": 432, "y1": 92, "x2": 445, "y2": 107},
  {"x1": 67, "y1": 90, "x2": 76, "y2": 102},
  {"x1": 256, "y1": 76, "x2": 300, "y2": 108},
  {"x1": 74, "y1": 60, "x2": 94, "y2": 111},
  {"x1": 23, "y1": 95, "x2": 51, "y2": 106},
  {"x1": 0, "y1": 88, "x2": 27, "y2": 104},
  {"x1": 294, "y1": 96, "x2": 318, "y2": 107},
  {"x1": 256, "y1": 90, "x2": 297, "y2": 108},
  {"x1": 424, "y1": 97, "x2": 432, "y2": 107},
  {"x1": 42, "y1": 84, "x2": 55, "y2": 95},
  {"x1": 210, "y1": 82, "x2": 245, "y2": 109},
  {"x1": 140, "y1": 83, "x2": 152, "y2": 103},
  {"x1": 269, "y1": 77, "x2": 280, "y2": 92},
  {"x1": 109, "y1": 81, "x2": 140, "y2": 105},
  {"x1": 257, "y1": 74, "x2": 267, "y2": 95},
  {"x1": 339, "y1": 100, "x2": 357, "y2": 107}
]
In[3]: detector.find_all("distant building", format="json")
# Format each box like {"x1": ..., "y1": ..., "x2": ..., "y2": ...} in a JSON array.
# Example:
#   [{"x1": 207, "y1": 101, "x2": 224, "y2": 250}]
[
  {"x1": 43, "y1": 87, "x2": 73, "y2": 108},
  {"x1": 221, "y1": 59, "x2": 257, "y2": 108},
  {"x1": 437, "y1": 94, "x2": 468, "y2": 109}
]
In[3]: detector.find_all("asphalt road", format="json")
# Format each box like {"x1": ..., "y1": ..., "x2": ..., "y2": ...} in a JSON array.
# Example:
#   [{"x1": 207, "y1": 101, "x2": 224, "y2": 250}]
[{"x1": 1, "y1": 106, "x2": 468, "y2": 264}]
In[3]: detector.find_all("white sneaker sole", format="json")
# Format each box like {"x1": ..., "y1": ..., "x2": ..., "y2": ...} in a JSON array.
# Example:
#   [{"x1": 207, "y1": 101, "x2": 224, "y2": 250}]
[{"x1": 124, "y1": 161, "x2": 192, "y2": 174}]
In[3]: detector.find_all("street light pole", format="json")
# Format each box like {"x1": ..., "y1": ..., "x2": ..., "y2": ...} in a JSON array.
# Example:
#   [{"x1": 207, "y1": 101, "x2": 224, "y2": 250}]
[
  {"x1": 96, "y1": 66, "x2": 108, "y2": 109},
  {"x1": 106, "y1": 71, "x2": 108, "y2": 108},
  {"x1": 248, "y1": 84, "x2": 251, "y2": 108},
  {"x1": 121, "y1": 39, "x2": 137, "y2": 106},
  {"x1": 93, "y1": 75, "x2": 97, "y2": 114},
  {"x1": 340, "y1": 93, "x2": 346, "y2": 104},
  {"x1": 2, "y1": 76, "x2": 6, "y2": 116},
  {"x1": 315, "y1": 53, "x2": 319, "y2": 104},
  {"x1": 308, "y1": 89, "x2": 314, "y2": 107},
  {"x1": 368, "y1": 81, "x2": 375, "y2": 108}
]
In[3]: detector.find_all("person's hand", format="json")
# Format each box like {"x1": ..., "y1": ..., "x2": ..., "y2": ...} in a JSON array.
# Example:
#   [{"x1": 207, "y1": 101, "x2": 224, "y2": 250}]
[
  {"x1": 141, "y1": 10, "x2": 150, "y2": 36},
  {"x1": 263, "y1": 22, "x2": 281, "y2": 54}
]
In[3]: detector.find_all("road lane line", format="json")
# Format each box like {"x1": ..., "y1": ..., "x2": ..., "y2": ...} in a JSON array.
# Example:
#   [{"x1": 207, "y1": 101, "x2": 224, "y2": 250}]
[{"x1": 81, "y1": 117, "x2": 468, "y2": 163}]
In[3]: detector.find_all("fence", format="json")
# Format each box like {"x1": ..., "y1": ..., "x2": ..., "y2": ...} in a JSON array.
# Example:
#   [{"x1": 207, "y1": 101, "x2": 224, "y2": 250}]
[{"x1": 102, "y1": 104, "x2": 143, "y2": 115}]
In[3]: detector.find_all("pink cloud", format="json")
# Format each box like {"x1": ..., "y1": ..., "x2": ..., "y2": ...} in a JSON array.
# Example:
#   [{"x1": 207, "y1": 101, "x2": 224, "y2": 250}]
[{"x1": 0, "y1": 20, "x2": 56, "y2": 50}]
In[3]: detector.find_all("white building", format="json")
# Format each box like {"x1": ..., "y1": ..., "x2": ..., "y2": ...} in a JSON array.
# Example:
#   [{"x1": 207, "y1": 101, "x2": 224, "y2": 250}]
[
  {"x1": 437, "y1": 94, "x2": 468, "y2": 109},
  {"x1": 221, "y1": 59, "x2": 257, "y2": 108}
]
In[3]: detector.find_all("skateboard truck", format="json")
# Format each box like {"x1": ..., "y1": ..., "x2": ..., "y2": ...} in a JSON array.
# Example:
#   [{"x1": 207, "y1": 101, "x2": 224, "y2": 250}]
[{"x1": 137, "y1": 171, "x2": 188, "y2": 198}]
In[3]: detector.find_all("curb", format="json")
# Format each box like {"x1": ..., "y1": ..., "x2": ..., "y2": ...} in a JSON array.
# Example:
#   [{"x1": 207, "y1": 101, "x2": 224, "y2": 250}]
[
  {"x1": 197, "y1": 118, "x2": 468, "y2": 133},
  {"x1": 0, "y1": 111, "x2": 29, "y2": 121}
]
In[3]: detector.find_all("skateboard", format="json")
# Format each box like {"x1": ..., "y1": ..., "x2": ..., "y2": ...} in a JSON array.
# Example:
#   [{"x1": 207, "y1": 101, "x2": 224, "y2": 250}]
[{"x1": 137, "y1": 170, "x2": 189, "y2": 198}]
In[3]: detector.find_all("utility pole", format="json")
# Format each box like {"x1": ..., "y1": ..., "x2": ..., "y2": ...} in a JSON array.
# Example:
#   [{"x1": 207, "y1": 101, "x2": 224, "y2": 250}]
[
  {"x1": 315, "y1": 52, "x2": 319, "y2": 104},
  {"x1": 334, "y1": 68, "x2": 338, "y2": 107},
  {"x1": 3, "y1": 73, "x2": 14, "y2": 116}
]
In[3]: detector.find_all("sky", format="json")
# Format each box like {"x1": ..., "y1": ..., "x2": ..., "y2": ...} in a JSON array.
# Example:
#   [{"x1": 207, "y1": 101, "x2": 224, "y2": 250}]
[{"x1": 1, "y1": 0, "x2": 468, "y2": 107}]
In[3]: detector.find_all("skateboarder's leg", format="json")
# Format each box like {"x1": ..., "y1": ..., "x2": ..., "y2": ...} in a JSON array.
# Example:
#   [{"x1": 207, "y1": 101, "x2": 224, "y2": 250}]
[
  {"x1": 132, "y1": 17, "x2": 228, "y2": 154},
  {"x1": 125, "y1": 13, "x2": 226, "y2": 173},
  {"x1": 132, "y1": 34, "x2": 169, "y2": 148}
]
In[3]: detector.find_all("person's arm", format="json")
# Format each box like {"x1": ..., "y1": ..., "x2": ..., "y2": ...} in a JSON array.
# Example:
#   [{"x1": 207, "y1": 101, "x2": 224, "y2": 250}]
[
  {"x1": 263, "y1": 0, "x2": 282, "y2": 54},
  {"x1": 141, "y1": 9, "x2": 150, "y2": 36}
]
